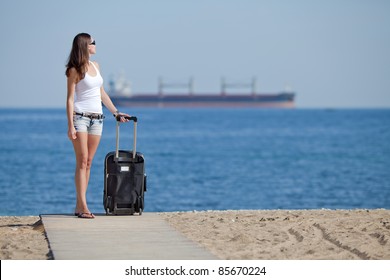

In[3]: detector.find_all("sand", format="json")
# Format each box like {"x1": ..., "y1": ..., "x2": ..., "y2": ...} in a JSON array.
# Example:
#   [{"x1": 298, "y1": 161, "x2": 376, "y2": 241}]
[
  {"x1": 0, "y1": 216, "x2": 52, "y2": 260},
  {"x1": 1, "y1": 209, "x2": 389, "y2": 260},
  {"x1": 160, "y1": 209, "x2": 390, "y2": 260}
]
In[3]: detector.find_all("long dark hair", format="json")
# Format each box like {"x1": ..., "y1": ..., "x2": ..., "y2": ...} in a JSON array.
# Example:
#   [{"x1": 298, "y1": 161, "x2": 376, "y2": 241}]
[{"x1": 65, "y1": 33, "x2": 92, "y2": 80}]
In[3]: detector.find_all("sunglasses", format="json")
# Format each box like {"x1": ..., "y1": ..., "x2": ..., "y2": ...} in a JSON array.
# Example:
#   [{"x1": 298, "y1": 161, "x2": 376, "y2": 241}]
[{"x1": 89, "y1": 40, "x2": 96, "y2": 45}]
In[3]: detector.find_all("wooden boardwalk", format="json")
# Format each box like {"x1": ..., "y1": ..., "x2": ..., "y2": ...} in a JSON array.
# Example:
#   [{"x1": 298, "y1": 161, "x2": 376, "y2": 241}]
[{"x1": 40, "y1": 213, "x2": 217, "y2": 260}]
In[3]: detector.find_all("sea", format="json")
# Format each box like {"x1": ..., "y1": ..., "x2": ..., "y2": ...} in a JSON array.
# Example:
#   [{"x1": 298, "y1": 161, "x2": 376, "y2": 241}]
[{"x1": 0, "y1": 108, "x2": 389, "y2": 216}]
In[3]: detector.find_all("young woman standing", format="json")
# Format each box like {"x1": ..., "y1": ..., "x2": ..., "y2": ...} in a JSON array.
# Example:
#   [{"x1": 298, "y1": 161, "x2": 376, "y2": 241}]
[{"x1": 66, "y1": 33, "x2": 129, "y2": 219}]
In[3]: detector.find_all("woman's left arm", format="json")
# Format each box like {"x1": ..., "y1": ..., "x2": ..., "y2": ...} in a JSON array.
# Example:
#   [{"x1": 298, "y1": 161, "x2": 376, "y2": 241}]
[
  {"x1": 101, "y1": 87, "x2": 118, "y2": 115},
  {"x1": 94, "y1": 61, "x2": 130, "y2": 121},
  {"x1": 101, "y1": 88, "x2": 130, "y2": 122}
]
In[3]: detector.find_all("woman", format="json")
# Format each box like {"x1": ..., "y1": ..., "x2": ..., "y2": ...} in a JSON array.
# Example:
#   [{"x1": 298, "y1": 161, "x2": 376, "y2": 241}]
[{"x1": 66, "y1": 33, "x2": 129, "y2": 219}]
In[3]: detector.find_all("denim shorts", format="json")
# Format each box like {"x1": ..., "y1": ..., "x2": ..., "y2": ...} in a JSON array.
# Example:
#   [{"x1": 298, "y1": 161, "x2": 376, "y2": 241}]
[{"x1": 73, "y1": 115, "x2": 103, "y2": 136}]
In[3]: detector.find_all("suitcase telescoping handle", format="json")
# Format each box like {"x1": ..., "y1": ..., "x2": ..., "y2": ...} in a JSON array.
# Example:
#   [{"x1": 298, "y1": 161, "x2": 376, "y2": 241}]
[{"x1": 115, "y1": 115, "x2": 138, "y2": 160}]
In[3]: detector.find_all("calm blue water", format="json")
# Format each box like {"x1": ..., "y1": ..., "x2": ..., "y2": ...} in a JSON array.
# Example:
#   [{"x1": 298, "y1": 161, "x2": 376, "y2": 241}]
[{"x1": 0, "y1": 108, "x2": 389, "y2": 215}]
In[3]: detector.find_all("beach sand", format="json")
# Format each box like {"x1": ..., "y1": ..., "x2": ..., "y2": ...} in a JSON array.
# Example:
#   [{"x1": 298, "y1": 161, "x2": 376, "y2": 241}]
[
  {"x1": 161, "y1": 209, "x2": 390, "y2": 260},
  {"x1": 0, "y1": 216, "x2": 52, "y2": 260},
  {"x1": 1, "y1": 209, "x2": 389, "y2": 260}
]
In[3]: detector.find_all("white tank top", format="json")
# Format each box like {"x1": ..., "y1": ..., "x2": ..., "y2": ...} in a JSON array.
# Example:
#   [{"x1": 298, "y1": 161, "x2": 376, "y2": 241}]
[{"x1": 74, "y1": 61, "x2": 103, "y2": 114}]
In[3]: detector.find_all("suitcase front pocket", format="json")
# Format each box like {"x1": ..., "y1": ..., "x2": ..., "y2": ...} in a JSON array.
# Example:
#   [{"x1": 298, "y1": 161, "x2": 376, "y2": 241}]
[{"x1": 107, "y1": 172, "x2": 137, "y2": 205}]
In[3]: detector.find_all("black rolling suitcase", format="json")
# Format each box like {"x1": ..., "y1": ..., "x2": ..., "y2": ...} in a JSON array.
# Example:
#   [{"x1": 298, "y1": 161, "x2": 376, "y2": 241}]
[{"x1": 103, "y1": 115, "x2": 146, "y2": 215}]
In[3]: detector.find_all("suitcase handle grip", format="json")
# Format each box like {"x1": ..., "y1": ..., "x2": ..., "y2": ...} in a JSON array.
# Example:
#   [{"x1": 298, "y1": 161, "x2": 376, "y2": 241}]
[{"x1": 116, "y1": 115, "x2": 137, "y2": 122}]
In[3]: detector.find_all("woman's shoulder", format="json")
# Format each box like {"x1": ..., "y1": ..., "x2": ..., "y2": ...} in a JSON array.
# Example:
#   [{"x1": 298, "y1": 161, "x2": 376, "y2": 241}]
[
  {"x1": 90, "y1": 60, "x2": 100, "y2": 69},
  {"x1": 66, "y1": 67, "x2": 78, "y2": 80}
]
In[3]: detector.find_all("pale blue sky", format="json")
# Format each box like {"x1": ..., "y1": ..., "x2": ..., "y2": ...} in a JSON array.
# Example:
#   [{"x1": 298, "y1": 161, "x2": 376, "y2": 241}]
[{"x1": 0, "y1": 0, "x2": 389, "y2": 108}]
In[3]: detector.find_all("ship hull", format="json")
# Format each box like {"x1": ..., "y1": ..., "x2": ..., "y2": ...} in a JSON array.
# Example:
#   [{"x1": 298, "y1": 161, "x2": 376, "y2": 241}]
[{"x1": 110, "y1": 93, "x2": 295, "y2": 108}]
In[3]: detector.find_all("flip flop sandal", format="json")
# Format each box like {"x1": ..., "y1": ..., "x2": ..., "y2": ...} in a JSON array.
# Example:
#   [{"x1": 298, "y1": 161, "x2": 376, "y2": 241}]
[{"x1": 77, "y1": 213, "x2": 95, "y2": 219}]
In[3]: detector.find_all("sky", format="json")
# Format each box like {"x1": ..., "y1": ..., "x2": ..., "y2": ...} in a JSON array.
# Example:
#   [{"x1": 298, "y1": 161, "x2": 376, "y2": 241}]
[{"x1": 0, "y1": 0, "x2": 389, "y2": 108}]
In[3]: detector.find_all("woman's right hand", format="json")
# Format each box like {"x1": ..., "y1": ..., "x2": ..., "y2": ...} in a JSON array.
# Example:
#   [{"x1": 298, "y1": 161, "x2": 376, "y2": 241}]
[{"x1": 68, "y1": 127, "x2": 77, "y2": 140}]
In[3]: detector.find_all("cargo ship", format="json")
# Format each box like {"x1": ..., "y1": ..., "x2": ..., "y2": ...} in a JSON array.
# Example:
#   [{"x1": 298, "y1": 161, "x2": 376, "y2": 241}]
[{"x1": 108, "y1": 76, "x2": 295, "y2": 108}]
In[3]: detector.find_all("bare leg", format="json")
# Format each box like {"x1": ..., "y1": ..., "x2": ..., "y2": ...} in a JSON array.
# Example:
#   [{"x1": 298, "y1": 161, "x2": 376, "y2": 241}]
[
  {"x1": 72, "y1": 132, "x2": 101, "y2": 216},
  {"x1": 85, "y1": 134, "x2": 101, "y2": 191}
]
